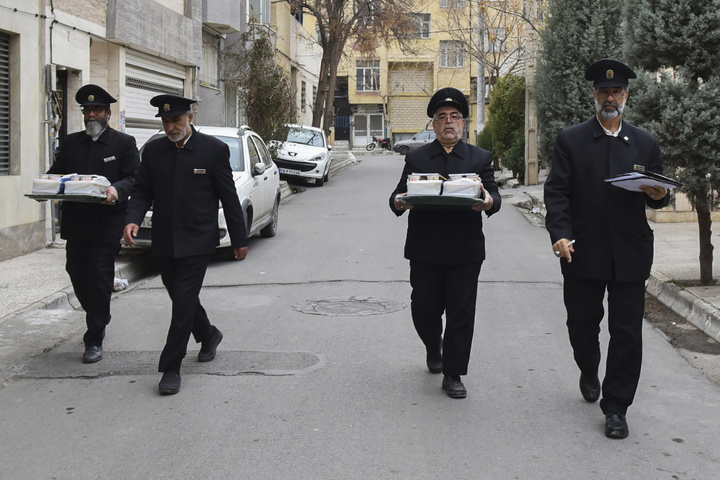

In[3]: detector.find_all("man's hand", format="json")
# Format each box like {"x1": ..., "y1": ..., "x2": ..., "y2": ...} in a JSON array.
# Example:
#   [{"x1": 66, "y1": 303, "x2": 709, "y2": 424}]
[
  {"x1": 394, "y1": 193, "x2": 413, "y2": 211},
  {"x1": 552, "y1": 238, "x2": 576, "y2": 262},
  {"x1": 102, "y1": 186, "x2": 119, "y2": 205},
  {"x1": 124, "y1": 223, "x2": 139, "y2": 245},
  {"x1": 639, "y1": 185, "x2": 668, "y2": 201},
  {"x1": 471, "y1": 184, "x2": 494, "y2": 212},
  {"x1": 233, "y1": 246, "x2": 248, "y2": 261}
]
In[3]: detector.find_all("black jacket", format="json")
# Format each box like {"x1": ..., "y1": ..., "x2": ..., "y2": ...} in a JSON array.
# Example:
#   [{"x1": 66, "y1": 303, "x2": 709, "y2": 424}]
[
  {"x1": 544, "y1": 117, "x2": 670, "y2": 281},
  {"x1": 126, "y1": 127, "x2": 247, "y2": 258},
  {"x1": 389, "y1": 139, "x2": 501, "y2": 265},
  {"x1": 48, "y1": 127, "x2": 139, "y2": 240}
]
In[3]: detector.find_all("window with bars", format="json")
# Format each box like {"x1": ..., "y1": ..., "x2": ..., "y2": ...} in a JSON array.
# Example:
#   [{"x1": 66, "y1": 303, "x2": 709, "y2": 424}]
[
  {"x1": 201, "y1": 32, "x2": 219, "y2": 88},
  {"x1": 356, "y1": 60, "x2": 380, "y2": 92},
  {"x1": 0, "y1": 32, "x2": 10, "y2": 175},
  {"x1": 440, "y1": 41, "x2": 465, "y2": 68},
  {"x1": 301, "y1": 81, "x2": 307, "y2": 112},
  {"x1": 485, "y1": 27, "x2": 508, "y2": 53},
  {"x1": 414, "y1": 13, "x2": 431, "y2": 39},
  {"x1": 439, "y1": 0, "x2": 467, "y2": 7}
]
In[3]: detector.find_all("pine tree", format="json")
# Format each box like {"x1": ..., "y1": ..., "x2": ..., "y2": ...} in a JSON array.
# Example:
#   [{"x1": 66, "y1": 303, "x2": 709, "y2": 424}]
[
  {"x1": 488, "y1": 74, "x2": 526, "y2": 181},
  {"x1": 625, "y1": 0, "x2": 720, "y2": 284},
  {"x1": 534, "y1": 0, "x2": 623, "y2": 166}
]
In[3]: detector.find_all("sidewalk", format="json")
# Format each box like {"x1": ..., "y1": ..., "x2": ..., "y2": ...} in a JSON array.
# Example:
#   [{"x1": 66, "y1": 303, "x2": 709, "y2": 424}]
[{"x1": 1, "y1": 163, "x2": 718, "y2": 365}]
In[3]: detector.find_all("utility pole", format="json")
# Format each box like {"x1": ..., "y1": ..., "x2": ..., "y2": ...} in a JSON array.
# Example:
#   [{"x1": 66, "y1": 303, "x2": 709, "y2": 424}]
[{"x1": 476, "y1": 0, "x2": 485, "y2": 137}]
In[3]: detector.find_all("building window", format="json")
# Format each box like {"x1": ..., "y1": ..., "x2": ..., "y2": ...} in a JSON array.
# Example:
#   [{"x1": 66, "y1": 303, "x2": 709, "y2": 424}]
[
  {"x1": 356, "y1": 60, "x2": 380, "y2": 92},
  {"x1": 200, "y1": 32, "x2": 219, "y2": 88},
  {"x1": 312, "y1": 85, "x2": 317, "y2": 110},
  {"x1": 486, "y1": 28, "x2": 507, "y2": 53},
  {"x1": 0, "y1": 32, "x2": 9, "y2": 175},
  {"x1": 439, "y1": 0, "x2": 466, "y2": 7},
  {"x1": 440, "y1": 41, "x2": 465, "y2": 68},
  {"x1": 301, "y1": 81, "x2": 307, "y2": 112},
  {"x1": 248, "y1": 0, "x2": 267, "y2": 24},
  {"x1": 415, "y1": 13, "x2": 431, "y2": 39}
]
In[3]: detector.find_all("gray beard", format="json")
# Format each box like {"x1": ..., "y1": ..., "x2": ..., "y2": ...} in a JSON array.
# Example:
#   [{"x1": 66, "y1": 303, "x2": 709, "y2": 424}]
[
  {"x1": 595, "y1": 99, "x2": 625, "y2": 120},
  {"x1": 85, "y1": 119, "x2": 106, "y2": 137}
]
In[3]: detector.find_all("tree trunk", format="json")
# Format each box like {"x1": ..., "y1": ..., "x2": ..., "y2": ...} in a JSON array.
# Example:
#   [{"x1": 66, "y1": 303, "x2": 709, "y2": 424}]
[
  {"x1": 696, "y1": 201, "x2": 714, "y2": 285},
  {"x1": 312, "y1": 58, "x2": 329, "y2": 128}
]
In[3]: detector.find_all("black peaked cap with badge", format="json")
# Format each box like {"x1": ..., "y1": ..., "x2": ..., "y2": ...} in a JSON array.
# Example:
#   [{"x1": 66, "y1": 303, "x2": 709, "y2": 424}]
[
  {"x1": 75, "y1": 84, "x2": 116, "y2": 106},
  {"x1": 150, "y1": 94, "x2": 197, "y2": 117},
  {"x1": 585, "y1": 58, "x2": 637, "y2": 88},
  {"x1": 427, "y1": 87, "x2": 469, "y2": 118}
]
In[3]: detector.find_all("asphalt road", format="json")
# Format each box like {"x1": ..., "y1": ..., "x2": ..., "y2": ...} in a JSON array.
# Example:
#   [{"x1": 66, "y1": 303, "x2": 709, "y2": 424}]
[{"x1": 1, "y1": 154, "x2": 719, "y2": 479}]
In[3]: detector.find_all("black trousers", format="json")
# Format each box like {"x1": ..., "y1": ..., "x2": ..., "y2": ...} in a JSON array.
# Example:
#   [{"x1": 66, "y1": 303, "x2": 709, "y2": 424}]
[
  {"x1": 156, "y1": 255, "x2": 217, "y2": 373},
  {"x1": 563, "y1": 277, "x2": 645, "y2": 415},
  {"x1": 409, "y1": 261, "x2": 483, "y2": 376},
  {"x1": 65, "y1": 239, "x2": 119, "y2": 347}
]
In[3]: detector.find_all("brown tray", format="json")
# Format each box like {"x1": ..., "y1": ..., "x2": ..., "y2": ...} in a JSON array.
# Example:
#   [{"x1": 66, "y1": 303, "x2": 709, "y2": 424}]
[
  {"x1": 400, "y1": 195, "x2": 483, "y2": 207},
  {"x1": 25, "y1": 193, "x2": 108, "y2": 203}
]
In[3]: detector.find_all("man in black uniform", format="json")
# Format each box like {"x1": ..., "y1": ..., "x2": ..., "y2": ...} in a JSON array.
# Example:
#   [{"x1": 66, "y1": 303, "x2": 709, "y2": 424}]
[
  {"x1": 48, "y1": 84, "x2": 139, "y2": 363},
  {"x1": 124, "y1": 94, "x2": 248, "y2": 395},
  {"x1": 389, "y1": 87, "x2": 501, "y2": 399},
  {"x1": 544, "y1": 59, "x2": 670, "y2": 438}
]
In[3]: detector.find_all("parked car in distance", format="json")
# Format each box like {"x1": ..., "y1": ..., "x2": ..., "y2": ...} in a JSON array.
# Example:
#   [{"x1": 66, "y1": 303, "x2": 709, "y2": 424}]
[
  {"x1": 130, "y1": 125, "x2": 281, "y2": 252},
  {"x1": 392, "y1": 130, "x2": 436, "y2": 155},
  {"x1": 268, "y1": 124, "x2": 332, "y2": 186}
]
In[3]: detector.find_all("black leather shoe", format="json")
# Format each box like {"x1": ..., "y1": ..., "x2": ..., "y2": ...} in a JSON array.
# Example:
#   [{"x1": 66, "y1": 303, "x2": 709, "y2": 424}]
[
  {"x1": 427, "y1": 356, "x2": 442, "y2": 374},
  {"x1": 442, "y1": 375, "x2": 467, "y2": 399},
  {"x1": 82, "y1": 346, "x2": 103, "y2": 364},
  {"x1": 579, "y1": 373, "x2": 600, "y2": 402},
  {"x1": 198, "y1": 329, "x2": 223, "y2": 362},
  {"x1": 605, "y1": 413, "x2": 629, "y2": 439},
  {"x1": 159, "y1": 371, "x2": 181, "y2": 395}
]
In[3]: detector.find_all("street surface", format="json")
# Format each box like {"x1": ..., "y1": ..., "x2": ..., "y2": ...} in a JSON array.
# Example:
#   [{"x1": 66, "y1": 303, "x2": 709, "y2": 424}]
[{"x1": 1, "y1": 154, "x2": 719, "y2": 479}]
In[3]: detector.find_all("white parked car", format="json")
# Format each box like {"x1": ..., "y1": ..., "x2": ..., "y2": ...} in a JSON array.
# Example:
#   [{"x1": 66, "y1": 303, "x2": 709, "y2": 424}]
[
  {"x1": 268, "y1": 124, "x2": 332, "y2": 186},
  {"x1": 131, "y1": 125, "x2": 281, "y2": 250}
]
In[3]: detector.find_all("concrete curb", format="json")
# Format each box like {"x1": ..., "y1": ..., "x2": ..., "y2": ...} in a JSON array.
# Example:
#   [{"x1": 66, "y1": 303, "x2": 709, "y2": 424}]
[{"x1": 647, "y1": 272, "x2": 720, "y2": 342}]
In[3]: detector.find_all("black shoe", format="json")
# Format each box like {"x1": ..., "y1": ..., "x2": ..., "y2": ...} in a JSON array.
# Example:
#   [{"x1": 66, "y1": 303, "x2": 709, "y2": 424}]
[
  {"x1": 198, "y1": 329, "x2": 223, "y2": 362},
  {"x1": 441, "y1": 375, "x2": 467, "y2": 399},
  {"x1": 158, "y1": 371, "x2": 181, "y2": 395},
  {"x1": 426, "y1": 337, "x2": 443, "y2": 374},
  {"x1": 579, "y1": 373, "x2": 600, "y2": 402},
  {"x1": 605, "y1": 413, "x2": 629, "y2": 439},
  {"x1": 82, "y1": 346, "x2": 103, "y2": 364}
]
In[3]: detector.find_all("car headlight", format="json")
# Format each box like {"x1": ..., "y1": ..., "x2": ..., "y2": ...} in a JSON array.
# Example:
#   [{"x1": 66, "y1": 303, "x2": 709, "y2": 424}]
[{"x1": 309, "y1": 155, "x2": 323, "y2": 163}]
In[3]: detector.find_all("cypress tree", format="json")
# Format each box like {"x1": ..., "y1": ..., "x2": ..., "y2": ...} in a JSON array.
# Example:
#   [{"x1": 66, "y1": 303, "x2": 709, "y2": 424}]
[
  {"x1": 535, "y1": 0, "x2": 623, "y2": 166},
  {"x1": 625, "y1": 0, "x2": 720, "y2": 284}
]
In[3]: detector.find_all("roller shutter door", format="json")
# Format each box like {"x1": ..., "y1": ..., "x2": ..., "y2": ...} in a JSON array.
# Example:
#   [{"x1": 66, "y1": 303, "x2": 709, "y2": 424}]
[{"x1": 125, "y1": 51, "x2": 186, "y2": 147}]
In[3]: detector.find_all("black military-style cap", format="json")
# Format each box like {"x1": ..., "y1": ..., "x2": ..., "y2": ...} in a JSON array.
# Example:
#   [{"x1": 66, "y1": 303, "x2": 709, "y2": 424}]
[
  {"x1": 426, "y1": 87, "x2": 469, "y2": 118},
  {"x1": 150, "y1": 94, "x2": 197, "y2": 117},
  {"x1": 75, "y1": 84, "x2": 116, "y2": 106},
  {"x1": 585, "y1": 58, "x2": 637, "y2": 88}
]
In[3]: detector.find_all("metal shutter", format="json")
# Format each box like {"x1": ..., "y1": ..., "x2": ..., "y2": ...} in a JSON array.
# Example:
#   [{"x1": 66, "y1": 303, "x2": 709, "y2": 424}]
[
  {"x1": 124, "y1": 51, "x2": 186, "y2": 147},
  {"x1": 0, "y1": 32, "x2": 10, "y2": 174}
]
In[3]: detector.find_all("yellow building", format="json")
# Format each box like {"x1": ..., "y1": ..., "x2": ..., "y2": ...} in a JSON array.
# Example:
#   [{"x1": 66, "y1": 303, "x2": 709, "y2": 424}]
[{"x1": 335, "y1": 0, "x2": 533, "y2": 148}]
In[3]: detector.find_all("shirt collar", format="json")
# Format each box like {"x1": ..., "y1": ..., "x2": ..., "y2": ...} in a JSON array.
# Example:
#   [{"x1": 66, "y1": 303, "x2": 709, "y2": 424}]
[{"x1": 596, "y1": 116, "x2": 622, "y2": 137}]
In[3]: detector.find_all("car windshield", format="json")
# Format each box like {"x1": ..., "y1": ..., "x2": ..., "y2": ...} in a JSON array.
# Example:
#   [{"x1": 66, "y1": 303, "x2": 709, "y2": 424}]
[
  {"x1": 273, "y1": 127, "x2": 324, "y2": 147},
  {"x1": 216, "y1": 136, "x2": 245, "y2": 172}
]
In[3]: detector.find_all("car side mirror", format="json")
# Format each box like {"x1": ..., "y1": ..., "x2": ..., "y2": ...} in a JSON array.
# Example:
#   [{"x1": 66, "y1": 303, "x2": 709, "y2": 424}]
[
  {"x1": 327, "y1": 145, "x2": 333, "y2": 151},
  {"x1": 253, "y1": 162, "x2": 267, "y2": 176}
]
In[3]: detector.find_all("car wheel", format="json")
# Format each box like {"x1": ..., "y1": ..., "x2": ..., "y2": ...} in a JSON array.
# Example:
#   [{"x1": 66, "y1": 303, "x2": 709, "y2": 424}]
[
  {"x1": 260, "y1": 198, "x2": 279, "y2": 238},
  {"x1": 398, "y1": 146, "x2": 410, "y2": 155},
  {"x1": 315, "y1": 176, "x2": 324, "y2": 187},
  {"x1": 323, "y1": 167, "x2": 330, "y2": 183},
  {"x1": 366, "y1": 143, "x2": 376, "y2": 151}
]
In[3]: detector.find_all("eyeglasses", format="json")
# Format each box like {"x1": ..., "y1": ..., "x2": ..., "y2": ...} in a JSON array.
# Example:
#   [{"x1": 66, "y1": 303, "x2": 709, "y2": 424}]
[
  {"x1": 81, "y1": 106, "x2": 107, "y2": 115},
  {"x1": 435, "y1": 112, "x2": 463, "y2": 122},
  {"x1": 596, "y1": 88, "x2": 626, "y2": 100}
]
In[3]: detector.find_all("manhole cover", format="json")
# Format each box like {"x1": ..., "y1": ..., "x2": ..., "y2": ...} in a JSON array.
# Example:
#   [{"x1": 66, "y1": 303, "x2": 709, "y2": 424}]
[{"x1": 292, "y1": 296, "x2": 406, "y2": 317}]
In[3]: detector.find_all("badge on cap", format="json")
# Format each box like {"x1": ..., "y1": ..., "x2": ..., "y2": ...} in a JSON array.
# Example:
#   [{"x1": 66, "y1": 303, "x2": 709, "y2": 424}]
[
  {"x1": 445, "y1": 97, "x2": 453, "y2": 102},
  {"x1": 88, "y1": 95, "x2": 95, "y2": 101},
  {"x1": 606, "y1": 70, "x2": 614, "y2": 79},
  {"x1": 164, "y1": 104, "x2": 170, "y2": 112}
]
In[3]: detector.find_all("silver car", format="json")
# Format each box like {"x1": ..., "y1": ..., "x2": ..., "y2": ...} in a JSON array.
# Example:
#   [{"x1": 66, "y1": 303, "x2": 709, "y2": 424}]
[{"x1": 392, "y1": 130, "x2": 436, "y2": 155}]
